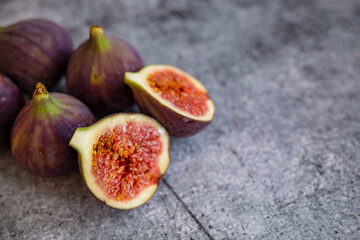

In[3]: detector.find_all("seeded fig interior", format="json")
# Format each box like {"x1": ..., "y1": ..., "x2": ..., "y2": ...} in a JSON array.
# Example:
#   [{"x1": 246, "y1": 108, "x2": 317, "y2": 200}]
[
  {"x1": 92, "y1": 122, "x2": 162, "y2": 201},
  {"x1": 125, "y1": 65, "x2": 216, "y2": 137},
  {"x1": 70, "y1": 113, "x2": 170, "y2": 209},
  {"x1": 147, "y1": 69, "x2": 209, "y2": 117}
]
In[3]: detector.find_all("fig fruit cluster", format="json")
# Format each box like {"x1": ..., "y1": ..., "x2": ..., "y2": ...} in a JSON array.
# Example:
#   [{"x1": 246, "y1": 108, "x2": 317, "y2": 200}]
[{"x1": 0, "y1": 18, "x2": 215, "y2": 209}]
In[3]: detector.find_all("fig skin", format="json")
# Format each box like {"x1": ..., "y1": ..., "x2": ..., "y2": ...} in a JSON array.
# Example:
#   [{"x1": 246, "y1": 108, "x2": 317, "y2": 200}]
[
  {"x1": 66, "y1": 26, "x2": 144, "y2": 115},
  {"x1": 69, "y1": 113, "x2": 170, "y2": 209},
  {"x1": 125, "y1": 65, "x2": 216, "y2": 137},
  {"x1": 0, "y1": 19, "x2": 73, "y2": 93},
  {"x1": 0, "y1": 73, "x2": 25, "y2": 143},
  {"x1": 11, "y1": 83, "x2": 95, "y2": 177}
]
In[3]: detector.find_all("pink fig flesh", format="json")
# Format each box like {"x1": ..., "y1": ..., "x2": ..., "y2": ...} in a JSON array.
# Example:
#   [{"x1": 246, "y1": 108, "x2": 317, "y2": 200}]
[{"x1": 125, "y1": 65, "x2": 216, "y2": 137}]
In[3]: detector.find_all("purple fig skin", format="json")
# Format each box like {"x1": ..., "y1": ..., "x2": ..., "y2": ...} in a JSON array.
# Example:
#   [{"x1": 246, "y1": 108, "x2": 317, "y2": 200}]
[
  {"x1": 66, "y1": 26, "x2": 144, "y2": 115},
  {"x1": 131, "y1": 84, "x2": 212, "y2": 137},
  {"x1": 0, "y1": 73, "x2": 25, "y2": 142},
  {"x1": 11, "y1": 83, "x2": 95, "y2": 177},
  {"x1": 0, "y1": 19, "x2": 73, "y2": 93}
]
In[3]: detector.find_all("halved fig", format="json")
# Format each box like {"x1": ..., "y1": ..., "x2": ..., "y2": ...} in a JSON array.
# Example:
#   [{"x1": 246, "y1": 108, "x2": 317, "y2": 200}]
[
  {"x1": 124, "y1": 65, "x2": 216, "y2": 137},
  {"x1": 69, "y1": 113, "x2": 170, "y2": 209}
]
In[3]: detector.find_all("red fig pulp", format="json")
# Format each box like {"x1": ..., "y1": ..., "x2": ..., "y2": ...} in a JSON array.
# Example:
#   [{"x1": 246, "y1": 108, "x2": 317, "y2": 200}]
[
  {"x1": 66, "y1": 26, "x2": 144, "y2": 114},
  {"x1": 125, "y1": 65, "x2": 216, "y2": 137},
  {"x1": 11, "y1": 83, "x2": 95, "y2": 177},
  {"x1": 69, "y1": 113, "x2": 170, "y2": 209},
  {"x1": 0, "y1": 19, "x2": 73, "y2": 93}
]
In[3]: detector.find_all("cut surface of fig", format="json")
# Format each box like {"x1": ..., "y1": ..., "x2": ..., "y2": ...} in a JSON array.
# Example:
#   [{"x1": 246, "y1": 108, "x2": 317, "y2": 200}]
[
  {"x1": 147, "y1": 69, "x2": 209, "y2": 117},
  {"x1": 69, "y1": 113, "x2": 170, "y2": 209},
  {"x1": 125, "y1": 65, "x2": 215, "y2": 137}
]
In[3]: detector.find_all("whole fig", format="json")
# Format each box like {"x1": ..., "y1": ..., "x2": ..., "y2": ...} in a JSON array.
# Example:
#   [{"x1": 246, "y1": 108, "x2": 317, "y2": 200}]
[
  {"x1": 11, "y1": 82, "x2": 95, "y2": 177},
  {"x1": 0, "y1": 19, "x2": 73, "y2": 93},
  {"x1": 0, "y1": 73, "x2": 25, "y2": 143},
  {"x1": 66, "y1": 26, "x2": 144, "y2": 114}
]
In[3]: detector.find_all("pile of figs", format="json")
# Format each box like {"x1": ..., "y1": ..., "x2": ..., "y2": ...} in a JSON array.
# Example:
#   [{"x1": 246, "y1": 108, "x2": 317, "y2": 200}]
[{"x1": 0, "y1": 18, "x2": 215, "y2": 209}]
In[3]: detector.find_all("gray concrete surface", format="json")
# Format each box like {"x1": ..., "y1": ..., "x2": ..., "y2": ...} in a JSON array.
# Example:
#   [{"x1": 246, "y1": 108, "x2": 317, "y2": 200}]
[{"x1": 1, "y1": 0, "x2": 360, "y2": 239}]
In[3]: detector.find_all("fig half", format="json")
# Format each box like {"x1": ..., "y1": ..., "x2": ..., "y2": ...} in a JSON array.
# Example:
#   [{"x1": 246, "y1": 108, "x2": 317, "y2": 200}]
[
  {"x1": 0, "y1": 19, "x2": 73, "y2": 93},
  {"x1": 125, "y1": 65, "x2": 216, "y2": 137},
  {"x1": 69, "y1": 113, "x2": 170, "y2": 209},
  {"x1": 66, "y1": 26, "x2": 144, "y2": 114},
  {"x1": 11, "y1": 83, "x2": 95, "y2": 177}
]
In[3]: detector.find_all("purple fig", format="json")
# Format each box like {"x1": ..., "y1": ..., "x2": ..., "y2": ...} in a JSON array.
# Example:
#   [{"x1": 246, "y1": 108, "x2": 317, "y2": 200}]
[
  {"x1": 0, "y1": 73, "x2": 25, "y2": 142},
  {"x1": 11, "y1": 82, "x2": 95, "y2": 177},
  {"x1": 125, "y1": 65, "x2": 216, "y2": 137},
  {"x1": 0, "y1": 19, "x2": 73, "y2": 93},
  {"x1": 66, "y1": 26, "x2": 144, "y2": 114}
]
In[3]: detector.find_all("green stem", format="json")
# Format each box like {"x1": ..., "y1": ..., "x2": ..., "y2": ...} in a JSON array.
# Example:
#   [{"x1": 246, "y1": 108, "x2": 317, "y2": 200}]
[
  {"x1": 90, "y1": 26, "x2": 111, "y2": 52},
  {"x1": 33, "y1": 82, "x2": 49, "y2": 102}
]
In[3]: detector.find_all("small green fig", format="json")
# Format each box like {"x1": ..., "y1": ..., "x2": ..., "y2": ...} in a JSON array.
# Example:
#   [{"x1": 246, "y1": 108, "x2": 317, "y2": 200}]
[
  {"x1": 66, "y1": 26, "x2": 144, "y2": 114},
  {"x1": 0, "y1": 19, "x2": 73, "y2": 93},
  {"x1": 11, "y1": 82, "x2": 95, "y2": 177}
]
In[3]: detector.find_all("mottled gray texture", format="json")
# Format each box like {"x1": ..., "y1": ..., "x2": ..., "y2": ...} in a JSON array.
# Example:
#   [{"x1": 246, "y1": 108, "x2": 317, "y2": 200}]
[{"x1": 1, "y1": 0, "x2": 360, "y2": 239}]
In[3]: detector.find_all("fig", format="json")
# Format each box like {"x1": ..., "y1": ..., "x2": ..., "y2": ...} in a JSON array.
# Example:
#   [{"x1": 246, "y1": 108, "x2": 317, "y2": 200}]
[
  {"x1": 0, "y1": 73, "x2": 25, "y2": 142},
  {"x1": 69, "y1": 113, "x2": 170, "y2": 209},
  {"x1": 124, "y1": 65, "x2": 216, "y2": 137},
  {"x1": 11, "y1": 82, "x2": 95, "y2": 177},
  {"x1": 66, "y1": 26, "x2": 144, "y2": 114},
  {"x1": 0, "y1": 19, "x2": 73, "y2": 93}
]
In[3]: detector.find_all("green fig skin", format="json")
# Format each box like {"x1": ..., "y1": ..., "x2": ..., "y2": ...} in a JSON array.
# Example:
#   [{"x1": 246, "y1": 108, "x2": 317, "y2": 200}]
[
  {"x1": 66, "y1": 26, "x2": 144, "y2": 115},
  {"x1": 0, "y1": 73, "x2": 25, "y2": 143},
  {"x1": 0, "y1": 19, "x2": 73, "y2": 93},
  {"x1": 11, "y1": 83, "x2": 95, "y2": 177}
]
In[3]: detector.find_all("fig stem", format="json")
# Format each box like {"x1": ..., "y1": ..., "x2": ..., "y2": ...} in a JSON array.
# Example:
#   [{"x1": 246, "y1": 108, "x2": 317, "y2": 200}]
[
  {"x1": 33, "y1": 82, "x2": 49, "y2": 101},
  {"x1": 90, "y1": 26, "x2": 111, "y2": 52}
]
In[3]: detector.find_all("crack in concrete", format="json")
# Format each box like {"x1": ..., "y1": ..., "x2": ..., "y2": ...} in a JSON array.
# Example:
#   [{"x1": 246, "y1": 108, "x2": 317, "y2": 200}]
[{"x1": 162, "y1": 179, "x2": 215, "y2": 240}]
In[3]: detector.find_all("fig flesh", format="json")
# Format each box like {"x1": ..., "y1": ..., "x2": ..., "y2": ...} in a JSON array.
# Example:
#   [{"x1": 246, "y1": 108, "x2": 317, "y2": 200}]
[
  {"x1": 125, "y1": 65, "x2": 216, "y2": 137},
  {"x1": 0, "y1": 73, "x2": 25, "y2": 142},
  {"x1": 66, "y1": 26, "x2": 144, "y2": 114},
  {"x1": 0, "y1": 19, "x2": 73, "y2": 93},
  {"x1": 69, "y1": 113, "x2": 170, "y2": 209},
  {"x1": 11, "y1": 83, "x2": 95, "y2": 177}
]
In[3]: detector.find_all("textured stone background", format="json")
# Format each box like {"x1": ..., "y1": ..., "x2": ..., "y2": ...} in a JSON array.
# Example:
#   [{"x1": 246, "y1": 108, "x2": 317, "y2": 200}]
[{"x1": 1, "y1": 0, "x2": 360, "y2": 239}]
